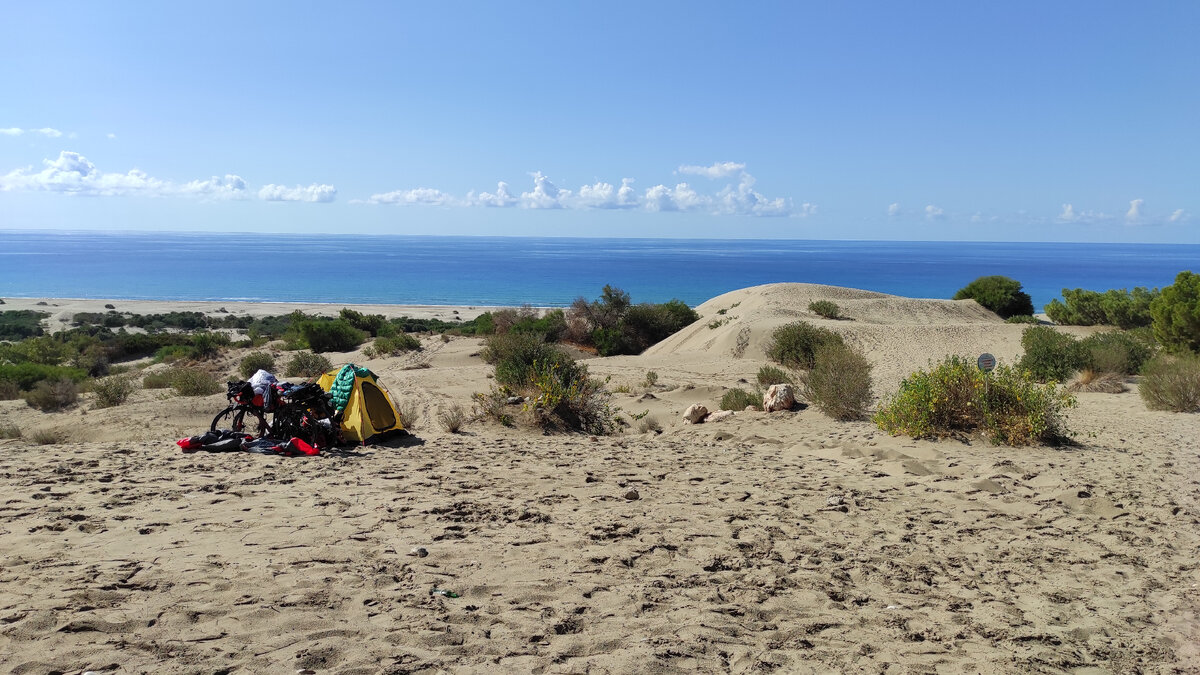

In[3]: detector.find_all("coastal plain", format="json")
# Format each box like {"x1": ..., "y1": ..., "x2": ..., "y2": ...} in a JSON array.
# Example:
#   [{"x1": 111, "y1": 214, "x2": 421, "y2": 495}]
[{"x1": 1, "y1": 284, "x2": 1198, "y2": 673}]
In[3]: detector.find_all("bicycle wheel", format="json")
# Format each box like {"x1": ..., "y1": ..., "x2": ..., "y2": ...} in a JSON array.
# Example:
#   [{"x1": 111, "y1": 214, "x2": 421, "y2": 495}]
[{"x1": 211, "y1": 407, "x2": 246, "y2": 433}]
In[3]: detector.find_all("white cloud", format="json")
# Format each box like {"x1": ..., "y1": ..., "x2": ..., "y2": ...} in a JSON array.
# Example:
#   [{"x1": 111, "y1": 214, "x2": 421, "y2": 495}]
[
  {"x1": 258, "y1": 183, "x2": 337, "y2": 203},
  {"x1": 520, "y1": 172, "x2": 571, "y2": 209},
  {"x1": 677, "y1": 161, "x2": 746, "y2": 179},
  {"x1": 180, "y1": 174, "x2": 248, "y2": 199},
  {"x1": 466, "y1": 181, "x2": 518, "y2": 208},
  {"x1": 366, "y1": 187, "x2": 456, "y2": 206},
  {"x1": 0, "y1": 127, "x2": 63, "y2": 138},
  {"x1": 887, "y1": 203, "x2": 900, "y2": 217},
  {"x1": 1169, "y1": 208, "x2": 1186, "y2": 223},
  {"x1": 1123, "y1": 198, "x2": 1142, "y2": 222},
  {"x1": 925, "y1": 204, "x2": 945, "y2": 220},
  {"x1": 106, "y1": 133, "x2": 117, "y2": 140},
  {"x1": 1058, "y1": 203, "x2": 1077, "y2": 222},
  {"x1": 368, "y1": 163, "x2": 803, "y2": 218},
  {"x1": 576, "y1": 178, "x2": 638, "y2": 209}
]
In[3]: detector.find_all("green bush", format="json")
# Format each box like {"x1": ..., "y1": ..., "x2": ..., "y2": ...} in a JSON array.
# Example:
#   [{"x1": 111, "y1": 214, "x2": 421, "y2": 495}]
[
  {"x1": 0, "y1": 363, "x2": 87, "y2": 391},
  {"x1": 801, "y1": 343, "x2": 873, "y2": 420},
  {"x1": 1017, "y1": 326, "x2": 1087, "y2": 382},
  {"x1": 1139, "y1": 353, "x2": 1200, "y2": 412},
  {"x1": 1045, "y1": 287, "x2": 1159, "y2": 328},
  {"x1": 1005, "y1": 315, "x2": 1040, "y2": 324},
  {"x1": 566, "y1": 286, "x2": 698, "y2": 355},
  {"x1": 720, "y1": 388, "x2": 761, "y2": 411},
  {"x1": 1079, "y1": 331, "x2": 1152, "y2": 375},
  {"x1": 154, "y1": 345, "x2": 194, "y2": 363},
  {"x1": 285, "y1": 351, "x2": 332, "y2": 378},
  {"x1": 808, "y1": 300, "x2": 842, "y2": 319},
  {"x1": 24, "y1": 378, "x2": 80, "y2": 411},
  {"x1": 765, "y1": 321, "x2": 844, "y2": 370},
  {"x1": 300, "y1": 320, "x2": 366, "y2": 353},
  {"x1": 169, "y1": 367, "x2": 221, "y2": 396},
  {"x1": 373, "y1": 333, "x2": 421, "y2": 355},
  {"x1": 339, "y1": 308, "x2": 387, "y2": 336},
  {"x1": 756, "y1": 365, "x2": 793, "y2": 387},
  {"x1": 1150, "y1": 271, "x2": 1200, "y2": 354},
  {"x1": 92, "y1": 375, "x2": 136, "y2": 408},
  {"x1": 482, "y1": 333, "x2": 576, "y2": 389},
  {"x1": 239, "y1": 352, "x2": 276, "y2": 378},
  {"x1": 874, "y1": 356, "x2": 1075, "y2": 446},
  {"x1": 0, "y1": 310, "x2": 48, "y2": 341},
  {"x1": 142, "y1": 371, "x2": 173, "y2": 389},
  {"x1": 191, "y1": 331, "x2": 229, "y2": 360},
  {"x1": 953, "y1": 276, "x2": 1034, "y2": 319}
]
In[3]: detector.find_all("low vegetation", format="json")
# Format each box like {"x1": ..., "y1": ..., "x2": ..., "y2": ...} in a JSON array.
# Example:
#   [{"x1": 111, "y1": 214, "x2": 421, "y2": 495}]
[
  {"x1": 765, "y1": 321, "x2": 844, "y2": 370},
  {"x1": 756, "y1": 365, "x2": 793, "y2": 387},
  {"x1": 800, "y1": 343, "x2": 873, "y2": 420},
  {"x1": 875, "y1": 356, "x2": 1075, "y2": 446},
  {"x1": 92, "y1": 374, "x2": 136, "y2": 408},
  {"x1": 24, "y1": 378, "x2": 79, "y2": 411},
  {"x1": 1045, "y1": 287, "x2": 1159, "y2": 328},
  {"x1": 1067, "y1": 370, "x2": 1126, "y2": 394},
  {"x1": 720, "y1": 388, "x2": 761, "y2": 411},
  {"x1": 239, "y1": 351, "x2": 276, "y2": 378},
  {"x1": 169, "y1": 367, "x2": 221, "y2": 397},
  {"x1": 1139, "y1": 353, "x2": 1200, "y2": 412},
  {"x1": 30, "y1": 428, "x2": 65, "y2": 445},
  {"x1": 567, "y1": 286, "x2": 699, "y2": 356},
  {"x1": 438, "y1": 404, "x2": 466, "y2": 433},
  {"x1": 1017, "y1": 326, "x2": 1088, "y2": 382},
  {"x1": 808, "y1": 300, "x2": 843, "y2": 319},
  {"x1": 0, "y1": 424, "x2": 21, "y2": 440},
  {"x1": 299, "y1": 319, "x2": 366, "y2": 353},
  {"x1": 954, "y1": 276, "x2": 1034, "y2": 319},
  {"x1": 285, "y1": 351, "x2": 332, "y2": 378},
  {"x1": 0, "y1": 310, "x2": 48, "y2": 341}
]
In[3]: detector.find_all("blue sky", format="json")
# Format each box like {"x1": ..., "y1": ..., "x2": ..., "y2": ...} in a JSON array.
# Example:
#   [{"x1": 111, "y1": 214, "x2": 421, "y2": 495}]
[{"x1": 1, "y1": 2, "x2": 1197, "y2": 242}]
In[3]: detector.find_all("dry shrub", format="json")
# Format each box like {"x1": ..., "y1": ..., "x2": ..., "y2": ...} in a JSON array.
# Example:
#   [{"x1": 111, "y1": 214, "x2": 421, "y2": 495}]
[
  {"x1": 169, "y1": 367, "x2": 221, "y2": 397},
  {"x1": 1067, "y1": 370, "x2": 1127, "y2": 394},
  {"x1": 0, "y1": 424, "x2": 21, "y2": 440},
  {"x1": 142, "y1": 371, "x2": 173, "y2": 389},
  {"x1": 396, "y1": 399, "x2": 420, "y2": 430},
  {"x1": 801, "y1": 343, "x2": 873, "y2": 420},
  {"x1": 92, "y1": 374, "x2": 137, "y2": 408},
  {"x1": 30, "y1": 428, "x2": 64, "y2": 445},
  {"x1": 1140, "y1": 353, "x2": 1200, "y2": 412},
  {"x1": 439, "y1": 404, "x2": 466, "y2": 433},
  {"x1": 24, "y1": 378, "x2": 79, "y2": 411},
  {"x1": 0, "y1": 379, "x2": 19, "y2": 400},
  {"x1": 637, "y1": 417, "x2": 662, "y2": 434}
]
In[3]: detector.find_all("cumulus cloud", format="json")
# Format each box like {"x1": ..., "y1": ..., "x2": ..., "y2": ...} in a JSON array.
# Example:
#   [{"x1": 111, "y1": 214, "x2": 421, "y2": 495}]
[
  {"x1": 1125, "y1": 198, "x2": 1144, "y2": 223},
  {"x1": 258, "y1": 183, "x2": 337, "y2": 203},
  {"x1": 887, "y1": 203, "x2": 900, "y2": 217},
  {"x1": 925, "y1": 204, "x2": 945, "y2": 220},
  {"x1": 365, "y1": 187, "x2": 456, "y2": 206},
  {"x1": 677, "y1": 161, "x2": 746, "y2": 179},
  {"x1": 107, "y1": 133, "x2": 117, "y2": 140},
  {"x1": 1169, "y1": 208, "x2": 1186, "y2": 223},
  {"x1": 180, "y1": 174, "x2": 248, "y2": 199},
  {"x1": 466, "y1": 181, "x2": 518, "y2": 208},
  {"x1": 1, "y1": 127, "x2": 63, "y2": 138},
  {"x1": 1058, "y1": 203, "x2": 1077, "y2": 222},
  {"x1": 366, "y1": 163, "x2": 803, "y2": 218}
]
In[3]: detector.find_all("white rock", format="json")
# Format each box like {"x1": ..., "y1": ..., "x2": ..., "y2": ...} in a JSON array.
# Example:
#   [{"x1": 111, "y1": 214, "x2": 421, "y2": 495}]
[
  {"x1": 706, "y1": 410, "x2": 735, "y2": 423},
  {"x1": 762, "y1": 384, "x2": 796, "y2": 412},
  {"x1": 682, "y1": 404, "x2": 709, "y2": 424}
]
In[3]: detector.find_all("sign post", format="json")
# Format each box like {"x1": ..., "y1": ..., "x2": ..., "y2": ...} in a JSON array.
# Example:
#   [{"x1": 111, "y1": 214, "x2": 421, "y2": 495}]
[{"x1": 977, "y1": 353, "x2": 996, "y2": 372}]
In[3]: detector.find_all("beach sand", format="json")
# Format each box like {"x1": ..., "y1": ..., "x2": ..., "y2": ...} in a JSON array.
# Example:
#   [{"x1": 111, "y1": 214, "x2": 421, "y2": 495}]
[{"x1": 1, "y1": 283, "x2": 1198, "y2": 673}]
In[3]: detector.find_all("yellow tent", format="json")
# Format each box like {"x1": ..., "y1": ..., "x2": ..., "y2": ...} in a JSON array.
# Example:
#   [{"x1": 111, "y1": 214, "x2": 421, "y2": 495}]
[{"x1": 316, "y1": 364, "x2": 404, "y2": 443}]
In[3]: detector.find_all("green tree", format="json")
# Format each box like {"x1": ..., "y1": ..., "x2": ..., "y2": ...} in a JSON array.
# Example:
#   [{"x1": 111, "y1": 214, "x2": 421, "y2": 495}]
[
  {"x1": 1151, "y1": 271, "x2": 1200, "y2": 354},
  {"x1": 953, "y1": 276, "x2": 1034, "y2": 319}
]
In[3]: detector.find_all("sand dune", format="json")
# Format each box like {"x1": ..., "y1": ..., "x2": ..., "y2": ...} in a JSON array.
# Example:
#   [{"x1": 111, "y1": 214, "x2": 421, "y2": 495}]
[{"x1": 1, "y1": 286, "x2": 1198, "y2": 673}]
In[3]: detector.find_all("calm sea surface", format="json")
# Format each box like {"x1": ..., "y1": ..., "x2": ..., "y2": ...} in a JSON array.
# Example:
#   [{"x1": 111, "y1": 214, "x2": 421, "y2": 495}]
[{"x1": 1, "y1": 231, "x2": 1196, "y2": 311}]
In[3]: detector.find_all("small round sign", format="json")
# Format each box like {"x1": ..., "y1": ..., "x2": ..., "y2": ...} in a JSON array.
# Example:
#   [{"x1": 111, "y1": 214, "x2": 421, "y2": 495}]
[{"x1": 977, "y1": 353, "x2": 996, "y2": 372}]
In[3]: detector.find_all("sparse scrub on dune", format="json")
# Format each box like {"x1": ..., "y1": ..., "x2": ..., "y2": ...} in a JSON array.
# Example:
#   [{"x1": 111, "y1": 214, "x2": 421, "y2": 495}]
[
  {"x1": 169, "y1": 367, "x2": 221, "y2": 397},
  {"x1": 874, "y1": 356, "x2": 1075, "y2": 446},
  {"x1": 800, "y1": 342, "x2": 873, "y2": 421},
  {"x1": 1005, "y1": 315, "x2": 1040, "y2": 324},
  {"x1": 372, "y1": 333, "x2": 421, "y2": 356},
  {"x1": 1080, "y1": 331, "x2": 1152, "y2": 376},
  {"x1": 765, "y1": 321, "x2": 844, "y2": 370},
  {"x1": 756, "y1": 365, "x2": 793, "y2": 387},
  {"x1": 438, "y1": 405, "x2": 466, "y2": 433},
  {"x1": 30, "y1": 428, "x2": 64, "y2": 445},
  {"x1": 0, "y1": 379, "x2": 19, "y2": 400},
  {"x1": 637, "y1": 416, "x2": 662, "y2": 434},
  {"x1": 142, "y1": 371, "x2": 173, "y2": 389},
  {"x1": 239, "y1": 352, "x2": 276, "y2": 379},
  {"x1": 92, "y1": 374, "x2": 136, "y2": 408},
  {"x1": 285, "y1": 351, "x2": 332, "y2": 378},
  {"x1": 1139, "y1": 353, "x2": 1200, "y2": 412},
  {"x1": 721, "y1": 388, "x2": 761, "y2": 411},
  {"x1": 396, "y1": 399, "x2": 420, "y2": 430},
  {"x1": 808, "y1": 300, "x2": 843, "y2": 320},
  {"x1": 0, "y1": 424, "x2": 21, "y2": 440},
  {"x1": 1017, "y1": 326, "x2": 1087, "y2": 383},
  {"x1": 1067, "y1": 370, "x2": 1126, "y2": 394},
  {"x1": 24, "y1": 378, "x2": 79, "y2": 412}
]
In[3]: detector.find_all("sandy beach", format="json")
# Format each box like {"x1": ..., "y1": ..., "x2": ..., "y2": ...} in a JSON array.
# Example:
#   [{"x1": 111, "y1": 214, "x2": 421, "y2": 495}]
[{"x1": 1, "y1": 283, "x2": 1198, "y2": 673}]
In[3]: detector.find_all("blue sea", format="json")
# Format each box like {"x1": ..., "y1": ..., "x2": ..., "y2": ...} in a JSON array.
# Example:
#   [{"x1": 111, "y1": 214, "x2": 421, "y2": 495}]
[{"x1": 1, "y1": 231, "x2": 1196, "y2": 311}]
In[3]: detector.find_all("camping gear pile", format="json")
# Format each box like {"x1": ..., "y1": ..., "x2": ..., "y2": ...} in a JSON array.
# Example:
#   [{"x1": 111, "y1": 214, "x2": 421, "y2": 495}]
[{"x1": 180, "y1": 363, "x2": 404, "y2": 456}]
